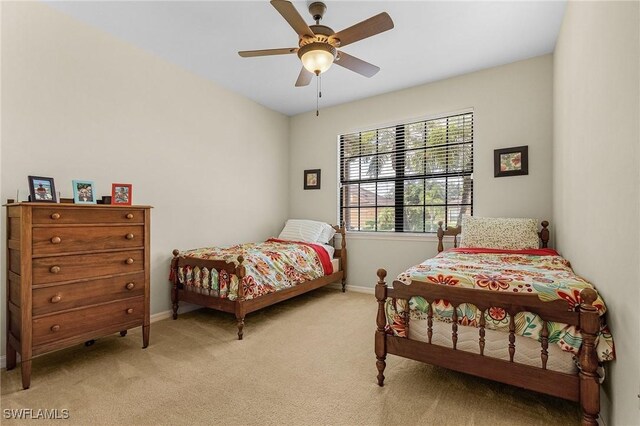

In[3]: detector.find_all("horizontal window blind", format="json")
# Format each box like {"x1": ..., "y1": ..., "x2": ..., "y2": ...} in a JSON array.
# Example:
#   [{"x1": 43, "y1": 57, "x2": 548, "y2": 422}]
[{"x1": 339, "y1": 112, "x2": 473, "y2": 233}]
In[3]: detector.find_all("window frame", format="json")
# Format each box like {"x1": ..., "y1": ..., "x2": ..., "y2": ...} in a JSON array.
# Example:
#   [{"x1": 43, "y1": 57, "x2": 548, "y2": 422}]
[{"x1": 337, "y1": 109, "x2": 474, "y2": 235}]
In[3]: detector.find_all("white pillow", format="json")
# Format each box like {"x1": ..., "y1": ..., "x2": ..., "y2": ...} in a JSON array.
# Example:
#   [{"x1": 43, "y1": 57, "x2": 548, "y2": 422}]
[
  {"x1": 318, "y1": 223, "x2": 337, "y2": 245},
  {"x1": 459, "y1": 217, "x2": 540, "y2": 250},
  {"x1": 278, "y1": 219, "x2": 324, "y2": 243}
]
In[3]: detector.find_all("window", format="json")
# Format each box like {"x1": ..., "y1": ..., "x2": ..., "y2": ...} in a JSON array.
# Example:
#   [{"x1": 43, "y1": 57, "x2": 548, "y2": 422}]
[{"x1": 339, "y1": 112, "x2": 473, "y2": 233}]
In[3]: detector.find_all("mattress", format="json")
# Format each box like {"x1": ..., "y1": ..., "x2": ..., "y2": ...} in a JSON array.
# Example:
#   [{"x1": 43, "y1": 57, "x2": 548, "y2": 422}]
[
  {"x1": 331, "y1": 257, "x2": 340, "y2": 273},
  {"x1": 409, "y1": 318, "x2": 577, "y2": 374}
]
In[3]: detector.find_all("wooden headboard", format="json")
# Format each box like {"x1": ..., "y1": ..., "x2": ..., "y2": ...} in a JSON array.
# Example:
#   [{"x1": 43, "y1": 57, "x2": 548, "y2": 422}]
[{"x1": 436, "y1": 220, "x2": 550, "y2": 253}]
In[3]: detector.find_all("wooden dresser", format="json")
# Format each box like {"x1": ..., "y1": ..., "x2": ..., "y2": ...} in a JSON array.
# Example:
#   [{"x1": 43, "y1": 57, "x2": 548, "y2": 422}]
[{"x1": 5, "y1": 203, "x2": 151, "y2": 389}]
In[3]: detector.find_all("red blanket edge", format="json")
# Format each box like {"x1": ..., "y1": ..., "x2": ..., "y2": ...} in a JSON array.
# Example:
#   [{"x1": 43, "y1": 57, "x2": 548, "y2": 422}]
[
  {"x1": 266, "y1": 238, "x2": 334, "y2": 275},
  {"x1": 447, "y1": 247, "x2": 560, "y2": 256}
]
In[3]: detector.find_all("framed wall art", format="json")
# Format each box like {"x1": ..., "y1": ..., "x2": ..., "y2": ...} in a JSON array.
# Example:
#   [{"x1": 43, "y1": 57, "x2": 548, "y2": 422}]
[
  {"x1": 494, "y1": 146, "x2": 529, "y2": 177},
  {"x1": 72, "y1": 180, "x2": 97, "y2": 204},
  {"x1": 28, "y1": 176, "x2": 57, "y2": 203},
  {"x1": 304, "y1": 169, "x2": 321, "y2": 190}
]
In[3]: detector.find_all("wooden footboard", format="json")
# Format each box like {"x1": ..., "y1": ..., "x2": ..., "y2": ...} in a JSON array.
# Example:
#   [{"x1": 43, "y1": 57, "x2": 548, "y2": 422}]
[
  {"x1": 170, "y1": 224, "x2": 347, "y2": 340},
  {"x1": 170, "y1": 252, "x2": 247, "y2": 338},
  {"x1": 374, "y1": 269, "x2": 601, "y2": 425}
]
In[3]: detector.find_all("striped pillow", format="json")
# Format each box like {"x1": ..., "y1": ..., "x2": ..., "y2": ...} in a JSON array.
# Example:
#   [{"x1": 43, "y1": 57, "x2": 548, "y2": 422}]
[
  {"x1": 318, "y1": 223, "x2": 336, "y2": 244},
  {"x1": 278, "y1": 220, "x2": 324, "y2": 243}
]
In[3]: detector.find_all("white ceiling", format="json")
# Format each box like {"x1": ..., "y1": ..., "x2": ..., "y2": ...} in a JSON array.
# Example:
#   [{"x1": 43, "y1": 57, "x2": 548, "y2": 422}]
[{"x1": 45, "y1": 1, "x2": 566, "y2": 116}]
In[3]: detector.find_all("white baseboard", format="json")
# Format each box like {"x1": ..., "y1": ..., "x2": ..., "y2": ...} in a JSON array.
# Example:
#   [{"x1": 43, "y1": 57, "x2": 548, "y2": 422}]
[
  {"x1": 149, "y1": 303, "x2": 200, "y2": 323},
  {"x1": 327, "y1": 283, "x2": 375, "y2": 295},
  {"x1": 0, "y1": 304, "x2": 200, "y2": 369}
]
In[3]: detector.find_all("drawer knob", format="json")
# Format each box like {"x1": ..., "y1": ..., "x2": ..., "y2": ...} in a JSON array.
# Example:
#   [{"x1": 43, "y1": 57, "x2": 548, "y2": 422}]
[
  {"x1": 125, "y1": 258, "x2": 134, "y2": 265},
  {"x1": 50, "y1": 295, "x2": 61, "y2": 303},
  {"x1": 126, "y1": 282, "x2": 135, "y2": 290},
  {"x1": 126, "y1": 308, "x2": 134, "y2": 314},
  {"x1": 51, "y1": 324, "x2": 60, "y2": 332},
  {"x1": 50, "y1": 213, "x2": 61, "y2": 220},
  {"x1": 50, "y1": 266, "x2": 61, "y2": 274},
  {"x1": 125, "y1": 213, "x2": 134, "y2": 220},
  {"x1": 51, "y1": 236, "x2": 62, "y2": 244},
  {"x1": 125, "y1": 233, "x2": 135, "y2": 240}
]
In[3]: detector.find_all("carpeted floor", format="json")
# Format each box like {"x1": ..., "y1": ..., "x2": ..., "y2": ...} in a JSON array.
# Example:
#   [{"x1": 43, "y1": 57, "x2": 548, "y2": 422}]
[{"x1": 1, "y1": 288, "x2": 580, "y2": 425}]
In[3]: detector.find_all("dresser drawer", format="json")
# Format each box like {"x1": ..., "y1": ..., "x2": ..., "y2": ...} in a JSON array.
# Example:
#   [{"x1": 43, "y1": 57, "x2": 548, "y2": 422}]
[
  {"x1": 33, "y1": 273, "x2": 145, "y2": 316},
  {"x1": 33, "y1": 297, "x2": 144, "y2": 346},
  {"x1": 32, "y1": 207, "x2": 144, "y2": 225},
  {"x1": 33, "y1": 226, "x2": 144, "y2": 256},
  {"x1": 32, "y1": 250, "x2": 144, "y2": 284}
]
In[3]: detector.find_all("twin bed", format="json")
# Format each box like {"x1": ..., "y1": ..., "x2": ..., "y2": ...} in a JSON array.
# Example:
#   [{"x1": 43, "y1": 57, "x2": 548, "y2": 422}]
[
  {"x1": 375, "y1": 217, "x2": 614, "y2": 426},
  {"x1": 170, "y1": 221, "x2": 346, "y2": 339},
  {"x1": 168, "y1": 216, "x2": 613, "y2": 425}
]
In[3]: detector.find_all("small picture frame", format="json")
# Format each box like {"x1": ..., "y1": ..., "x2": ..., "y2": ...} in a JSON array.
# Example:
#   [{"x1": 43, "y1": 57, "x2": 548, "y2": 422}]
[
  {"x1": 304, "y1": 169, "x2": 321, "y2": 190},
  {"x1": 494, "y1": 146, "x2": 529, "y2": 177},
  {"x1": 111, "y1": 183, "x2": 132, "y2": 205},
  {"x1": 72, "y1": 180, "x2": 97, "y2": 204},
  {"x1": 28, "y1": 176, "x2": 57, "y2": 203}
]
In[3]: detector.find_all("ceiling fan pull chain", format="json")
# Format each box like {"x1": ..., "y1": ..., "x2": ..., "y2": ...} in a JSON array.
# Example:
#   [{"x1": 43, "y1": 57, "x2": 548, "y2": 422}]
[
  {"x1": 319, "y1": 74, "x2": 322, "y2": 98},
  {"x1": 316, "y1": 75, "x2": 319, "y2": 116}
]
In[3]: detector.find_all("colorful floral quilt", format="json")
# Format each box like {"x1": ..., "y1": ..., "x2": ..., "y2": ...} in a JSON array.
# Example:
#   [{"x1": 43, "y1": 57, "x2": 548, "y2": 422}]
[
  {"x1": 386, "y1": 248, "x2": 615, "y2": 362},
  {"x1": 173, "y1": 239, "x2": 333, "y2": 301}
]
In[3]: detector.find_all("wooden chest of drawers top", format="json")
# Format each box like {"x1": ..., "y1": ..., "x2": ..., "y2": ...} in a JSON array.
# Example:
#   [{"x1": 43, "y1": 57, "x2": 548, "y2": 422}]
[{"x1": 6, "y1": 203, "x2": 151, "y2": 223}]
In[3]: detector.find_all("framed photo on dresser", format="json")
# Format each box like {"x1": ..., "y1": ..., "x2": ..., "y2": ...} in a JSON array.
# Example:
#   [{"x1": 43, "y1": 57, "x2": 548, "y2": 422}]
[
  {"x1": 72, "y1": 180, "x2": 97, "y2": 204},
  {"x1": 28, "y1": 176, "x2": 57, "y2": 203},
  {"x1": 111, "y1": 183, "x2": 132, "y2": 205}
]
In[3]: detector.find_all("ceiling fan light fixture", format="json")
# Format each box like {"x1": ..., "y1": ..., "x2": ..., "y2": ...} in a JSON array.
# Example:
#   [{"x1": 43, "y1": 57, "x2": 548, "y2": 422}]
[{"x1": 298, "y1": 42, "x2": 336, "y2": 75}]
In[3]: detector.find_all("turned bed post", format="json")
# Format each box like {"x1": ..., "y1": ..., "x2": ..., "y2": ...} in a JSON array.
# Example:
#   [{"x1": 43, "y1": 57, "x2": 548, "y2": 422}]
[
  {"x1": 375, "y1": 268, "x2": 388, "y2": 386},
  {"x1": 539, "y1": 221, "x2": 550, "y2": 248},
  {"x1": 235, "y1": 255, "x2": 246, "y2": 340},
  {"x1": 171, "y1": 249, "x2": 180, "y2": 320},
  {"x1": 578, "y1": 288, "x2": 601, "y2": 425},
  {"x1": 340, "y1": 223, "x2": 347, "y2": 292},
  {"x1": 437, "y1": 221, "x2": 461, "y2": 253}
]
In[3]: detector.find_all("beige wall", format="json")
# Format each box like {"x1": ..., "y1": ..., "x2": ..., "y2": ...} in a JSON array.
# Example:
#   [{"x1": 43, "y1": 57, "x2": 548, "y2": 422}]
[
  {"x1": 553, "y1": 1, "x2": 640, "y2": 424},
  {"x1": 289, "y1": 55, "x2": 554, "y2": 287},
  {"x1": 0, "y1": 3, "x2": 290, "y2": 356}
]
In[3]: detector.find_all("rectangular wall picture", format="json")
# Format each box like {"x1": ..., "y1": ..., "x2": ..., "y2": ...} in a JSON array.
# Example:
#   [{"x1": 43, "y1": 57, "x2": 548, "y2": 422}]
[
  {"x1": 304, "y1": 169, "x2": 321, "y2": 190},
  {"x1": 494, "y1": 146, "x2": 528, "y2": 177}
]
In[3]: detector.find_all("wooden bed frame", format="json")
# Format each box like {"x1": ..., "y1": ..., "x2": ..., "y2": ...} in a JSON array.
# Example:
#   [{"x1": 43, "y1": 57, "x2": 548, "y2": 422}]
[
  {"x1": 170, "y1": 225, "x2": 347, "y2": 340},
  {"x1": 374, "y1": 221, "x2": 602, "y2": 425}
]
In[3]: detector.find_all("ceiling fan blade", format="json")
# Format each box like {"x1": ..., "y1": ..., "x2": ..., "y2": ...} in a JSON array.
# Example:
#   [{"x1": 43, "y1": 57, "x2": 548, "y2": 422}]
[
  {"x1": 270, "y1": 0, "x2": 315, "y2": 38},
  {"x1": 335, "y1": 51, "x2": 380, "y2": 78},
  {"x1": 295, "y1": 67, "x2": 314, "y2": 87},
  {"x1": 238, "y1": 47, "x2": 298, "y2": 58},
  {"x1": 330, "y1": 12, "x2": 394, "y2": 48}
]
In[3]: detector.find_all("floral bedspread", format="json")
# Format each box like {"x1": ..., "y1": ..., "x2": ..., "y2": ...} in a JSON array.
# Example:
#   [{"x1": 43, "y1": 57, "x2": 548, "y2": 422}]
[
  {"x1": 173, "y1": 240, "x2": 332, "y2": 301},
  {"x1": 386, "y1": 248, "x2": 615, "y2": 362}
]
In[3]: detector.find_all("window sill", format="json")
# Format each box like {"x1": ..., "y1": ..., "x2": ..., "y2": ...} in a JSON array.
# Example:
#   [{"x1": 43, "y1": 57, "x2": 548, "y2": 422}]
[{"x1": 344, "y1": 231, "x2": 445, "y2": 243}]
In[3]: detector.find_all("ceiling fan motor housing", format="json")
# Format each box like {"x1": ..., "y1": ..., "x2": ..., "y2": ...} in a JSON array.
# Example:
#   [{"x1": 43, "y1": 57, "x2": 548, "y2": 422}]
[
  {"x1": 297, "y1": 42, "x2": 336, "y2": 59},
  {"x1": 300, "y1": 24, "x2": 338, "y2": 47}
]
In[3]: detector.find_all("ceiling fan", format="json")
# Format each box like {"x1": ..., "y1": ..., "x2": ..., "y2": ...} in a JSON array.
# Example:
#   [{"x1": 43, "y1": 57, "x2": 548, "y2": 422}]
[{"x1": 238, "y1": 0, "x2": 394, "y2": 87}]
